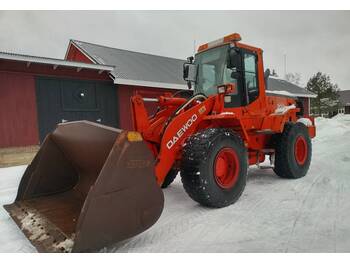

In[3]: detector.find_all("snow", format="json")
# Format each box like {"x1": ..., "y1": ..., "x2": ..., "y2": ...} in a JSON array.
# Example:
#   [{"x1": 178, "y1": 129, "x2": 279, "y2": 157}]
[
  {"x1": 53, "y1": 238, "x2": 74, "y2": 252},
  {"x1": 0, "y1": 165, "x2": 36, "y2": 252},
  {"x1": 297, "y1": 118, "x2": 313, "y2": 127},
  {"x1": 266, "y1": 90, "x2": 296, "y2": 97},
  {"x1": 1, "y1": 115, "x2": 350, "y2": 252},
  {"x1": 20, "y1": 212, "x2": 47, "y2": 241},
  {"x1": 273, "y1": 104, "x2": 296, "y2": 115}
]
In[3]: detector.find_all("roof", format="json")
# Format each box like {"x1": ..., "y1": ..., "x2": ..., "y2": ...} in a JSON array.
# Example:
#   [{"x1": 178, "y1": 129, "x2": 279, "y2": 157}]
[
  {"x1": 339, "y1": 90, "x2": 350, "y2": 106},
  {"x1": 69, "y1": 40, "x2": 187, "y2": 90},
  {"x1": 267, "y1": 77, "x2": 317, "y2": 98},
  {"x1": 66, "y1": 40, "x2": 317, "y2": 96},
  {"x1": 0, "y1": 51, "x2": 115, "y2": 72}
]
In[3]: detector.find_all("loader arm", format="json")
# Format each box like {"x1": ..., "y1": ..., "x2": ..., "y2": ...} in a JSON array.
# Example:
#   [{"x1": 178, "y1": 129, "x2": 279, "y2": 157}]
[{"x1": 131, "y1": 94, "x2": 216, "y2": 185}]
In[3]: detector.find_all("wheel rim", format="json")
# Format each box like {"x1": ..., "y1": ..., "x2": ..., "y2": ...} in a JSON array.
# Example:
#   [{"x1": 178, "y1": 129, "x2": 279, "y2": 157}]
[
  {"x1": 214, "y1": 148, "x2": 239, "y2": 189},
  {"x1": 294, "y1": 135, "x2": 308, "y2": 165}
]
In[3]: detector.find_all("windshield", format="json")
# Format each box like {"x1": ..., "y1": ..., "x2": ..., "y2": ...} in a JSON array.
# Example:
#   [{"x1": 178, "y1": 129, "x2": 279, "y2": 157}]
[{"x1": 194, "y1": 44, "x2": 230, "y2": 96}]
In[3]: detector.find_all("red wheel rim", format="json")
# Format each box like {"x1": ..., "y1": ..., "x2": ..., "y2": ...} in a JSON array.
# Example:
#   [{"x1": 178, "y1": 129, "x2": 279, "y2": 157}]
[
  {"x1": 294, "y1": 135, "x2": 308, "y2": 165},
  {"x1": 214, "y1": 148, "x2": 239, "y2": 189}
]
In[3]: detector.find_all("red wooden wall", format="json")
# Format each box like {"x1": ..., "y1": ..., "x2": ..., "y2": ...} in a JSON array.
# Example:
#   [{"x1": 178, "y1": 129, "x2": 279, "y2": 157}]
[
  {"x1": 299, "y1": 97, "x2": 310, "y2": 116},
  {"x1": 0, "y1": 71, "x2": 39, "y2": 147},
  {"x1": 0, "y1": 57, "x2": 112, "y2": 148},
  {"x1": 65, "y1": 43, "x2": 94, "y2": 64},
  {"x1": 118, "y1": 85, "x2": 176, "y2": 130}
]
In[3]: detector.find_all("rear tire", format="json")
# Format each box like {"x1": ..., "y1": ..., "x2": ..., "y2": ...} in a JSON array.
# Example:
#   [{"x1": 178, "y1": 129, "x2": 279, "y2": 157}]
[
  {"x1": 273, "y1": 122, "x2": 312, "y2": 179},
  {"x1": 181, "y1": 128, "x2": 248, "y2": 208},
  {"x1": 161, "y1": 168, "x2": 178, "y2": 188}
]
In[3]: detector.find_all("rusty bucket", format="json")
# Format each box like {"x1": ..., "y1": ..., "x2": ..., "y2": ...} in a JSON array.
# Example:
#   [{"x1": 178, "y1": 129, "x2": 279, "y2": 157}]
[{"x1": 4, "y1": 121, "x2": 164, "y2": 252}]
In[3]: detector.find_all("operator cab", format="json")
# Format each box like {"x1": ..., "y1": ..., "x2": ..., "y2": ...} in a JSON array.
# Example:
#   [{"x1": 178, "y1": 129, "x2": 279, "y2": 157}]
[{"x1": 183, "y1": 34, "x2": 260, "y2": 108}]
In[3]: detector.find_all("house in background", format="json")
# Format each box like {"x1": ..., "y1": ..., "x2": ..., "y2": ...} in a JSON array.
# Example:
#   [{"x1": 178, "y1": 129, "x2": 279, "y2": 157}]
[
  {"x1": 338, "y1": 90, "x2": 350, "y2": 114},
  {"x1": 0, "y1": 39, "x2": 316, "y2": 151},
  {"x1": 309, "y1": 90, "x2": 350, "y2": 117},
  {"x1": 266, "y1": 76, "x2": 316, "y2": 116}
]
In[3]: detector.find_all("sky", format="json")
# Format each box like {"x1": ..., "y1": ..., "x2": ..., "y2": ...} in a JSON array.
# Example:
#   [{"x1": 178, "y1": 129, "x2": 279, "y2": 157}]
[{"x1": 0, "y1": 10, "x2": 349, "y2": 89}]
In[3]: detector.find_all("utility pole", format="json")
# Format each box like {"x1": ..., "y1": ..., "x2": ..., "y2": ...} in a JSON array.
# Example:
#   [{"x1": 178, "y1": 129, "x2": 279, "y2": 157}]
[
  {"x1": 283, "y1": 54, "x2": 287, "y2": 79},
  {"x1": 193, "y1": 39, "x2": 196, "y2": 56}
]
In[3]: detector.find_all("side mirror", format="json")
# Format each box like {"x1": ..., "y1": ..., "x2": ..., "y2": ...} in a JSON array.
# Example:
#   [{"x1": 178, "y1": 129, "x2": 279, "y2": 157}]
[
  {"x1": 227, "y1": 48, "x2": 241, "y2": 69},
  {"x1": 230, "y1": 70, "x2": 240, "y2": 79},
  {"x1": 183, "y1": 62, "x2": 197, "y2": 89}
]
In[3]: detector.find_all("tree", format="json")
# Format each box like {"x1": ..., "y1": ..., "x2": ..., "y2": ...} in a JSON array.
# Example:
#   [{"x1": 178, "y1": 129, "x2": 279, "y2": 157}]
[
  {"x1": 285, "y1": 72, "x2": 301, "y2": 85},
  {"x1": 306, "y1": 72, "x2": 339, "y2": 115}
]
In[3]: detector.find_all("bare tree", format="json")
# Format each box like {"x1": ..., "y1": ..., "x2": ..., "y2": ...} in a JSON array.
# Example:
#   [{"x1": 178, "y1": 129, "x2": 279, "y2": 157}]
[{"x1": 285, "y1": 72, "x2": 301, "y2": 85}]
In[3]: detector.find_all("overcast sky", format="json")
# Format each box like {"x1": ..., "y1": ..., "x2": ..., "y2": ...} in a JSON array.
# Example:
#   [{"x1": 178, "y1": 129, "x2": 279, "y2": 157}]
[{"x1": 0, "y1": 10, "x2": 349, "y2": 89}]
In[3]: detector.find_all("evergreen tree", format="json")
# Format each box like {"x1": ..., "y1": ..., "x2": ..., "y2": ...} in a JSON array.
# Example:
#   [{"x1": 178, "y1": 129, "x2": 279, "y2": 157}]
[{"x1": 306, "y1": 72, "x2": 339, "y2": 115}]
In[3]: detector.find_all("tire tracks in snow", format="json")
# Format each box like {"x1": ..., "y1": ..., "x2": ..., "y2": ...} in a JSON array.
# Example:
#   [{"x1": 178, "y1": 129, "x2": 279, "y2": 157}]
[
  {"x1": 283, "y1": 173, "x2": 322, "y2": 252},
  {"x1": 109, "y1": 170, "x2": 298, "y2": 252}
]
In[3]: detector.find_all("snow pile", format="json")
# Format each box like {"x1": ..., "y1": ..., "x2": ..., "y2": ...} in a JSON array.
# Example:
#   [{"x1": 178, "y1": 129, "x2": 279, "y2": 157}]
[
  {"x1": 273, "y1": 104, "x2": 296, "y2": 115},
  {"x1": 314, "y1": 114, "x2": 350, "y2": 142},
  {"x1": 53, "y1": 238, "x2": 74, "y2": 252},
  {"x1": 297, "y1": 118, "x2": 312, "y2": 127},
  {"x1": 1, "y1": 115, "x2": 350, "y2": 252}
]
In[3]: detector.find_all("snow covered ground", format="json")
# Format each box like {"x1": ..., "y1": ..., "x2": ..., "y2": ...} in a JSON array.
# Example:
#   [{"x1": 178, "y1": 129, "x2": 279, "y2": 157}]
[{"x1": 1, "y1": 115, "x2": 350, "y2": 252}]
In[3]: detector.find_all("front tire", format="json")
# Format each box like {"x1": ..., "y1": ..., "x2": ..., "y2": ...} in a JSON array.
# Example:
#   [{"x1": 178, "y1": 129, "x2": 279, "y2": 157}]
[
  {"x1": 273, "y1": 122, "x2": 312, "y2": 179},
  {"x1": 181, "y1": 128, "x2": 248, "y2": 208}
]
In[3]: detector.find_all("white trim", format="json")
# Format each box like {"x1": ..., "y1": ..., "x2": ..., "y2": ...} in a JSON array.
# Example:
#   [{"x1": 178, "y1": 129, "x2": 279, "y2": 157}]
[
  {"x1": 63, "y1": 41, "x2": 73, "y2": 60},
  {"x1": 266, "y1": 90, "x2": 317, "y2": 98},
  {"x1": 0, "y1": 52, "x2": 115, "y2": 72},
  {"x1": 113, "y1": 78, "x2": 188, "y2": 90}
]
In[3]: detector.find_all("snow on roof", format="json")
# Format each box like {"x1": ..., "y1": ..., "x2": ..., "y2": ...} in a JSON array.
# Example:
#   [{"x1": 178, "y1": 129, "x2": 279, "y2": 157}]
[
  {"x1": 0, "y1": 51, "x2": 115, "y2": 72},
  {"x1": 267, "y1": 77, "x2": 317, "y2": 98},
  {"x1": 265, "y1": 90, "x2": 297, "y2": 98}
]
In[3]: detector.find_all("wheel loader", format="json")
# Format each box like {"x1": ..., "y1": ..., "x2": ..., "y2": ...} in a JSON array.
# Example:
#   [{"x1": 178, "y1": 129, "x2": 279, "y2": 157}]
[{"x1": 4, "y1": 33, "x2": 316, "y2": 252}]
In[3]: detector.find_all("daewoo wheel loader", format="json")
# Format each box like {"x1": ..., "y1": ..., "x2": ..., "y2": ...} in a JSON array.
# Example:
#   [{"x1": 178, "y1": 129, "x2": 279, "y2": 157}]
[{"x1": 4, "y1": 33, "x2": 316, "y2": 252}]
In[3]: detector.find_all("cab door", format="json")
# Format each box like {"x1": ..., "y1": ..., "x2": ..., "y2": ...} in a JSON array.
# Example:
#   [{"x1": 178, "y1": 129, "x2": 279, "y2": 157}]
[{"x1": 224, "y1": 48, "x2": 259, "y2": 109}]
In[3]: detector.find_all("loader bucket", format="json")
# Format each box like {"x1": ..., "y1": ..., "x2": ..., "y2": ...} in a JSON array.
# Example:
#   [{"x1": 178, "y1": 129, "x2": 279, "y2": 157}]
[{"x1": 3, "y1": 121, "x2": 164, "y2": 252}]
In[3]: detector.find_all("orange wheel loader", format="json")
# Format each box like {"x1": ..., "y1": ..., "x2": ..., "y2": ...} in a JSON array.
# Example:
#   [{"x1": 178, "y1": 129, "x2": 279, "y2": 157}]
[{"x1": 4, "y1": 33, "x2": 316, "y2": 252}]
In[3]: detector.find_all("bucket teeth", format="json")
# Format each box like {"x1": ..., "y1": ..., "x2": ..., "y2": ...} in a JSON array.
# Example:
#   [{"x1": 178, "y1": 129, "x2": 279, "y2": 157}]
[{"x1": 4, "y1": 121, "x2": 164, "y2": 252}]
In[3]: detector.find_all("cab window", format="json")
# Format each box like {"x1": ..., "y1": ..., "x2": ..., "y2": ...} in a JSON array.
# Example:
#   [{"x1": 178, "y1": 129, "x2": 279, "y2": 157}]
[{"x1": 243, "y1": 53, "x2": 259, "y2": 103}]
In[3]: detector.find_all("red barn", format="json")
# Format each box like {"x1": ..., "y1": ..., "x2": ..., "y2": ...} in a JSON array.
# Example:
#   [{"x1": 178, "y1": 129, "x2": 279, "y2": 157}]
[{"x1": 0, "y1": 41, "x2": 187, "y2": 149}]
